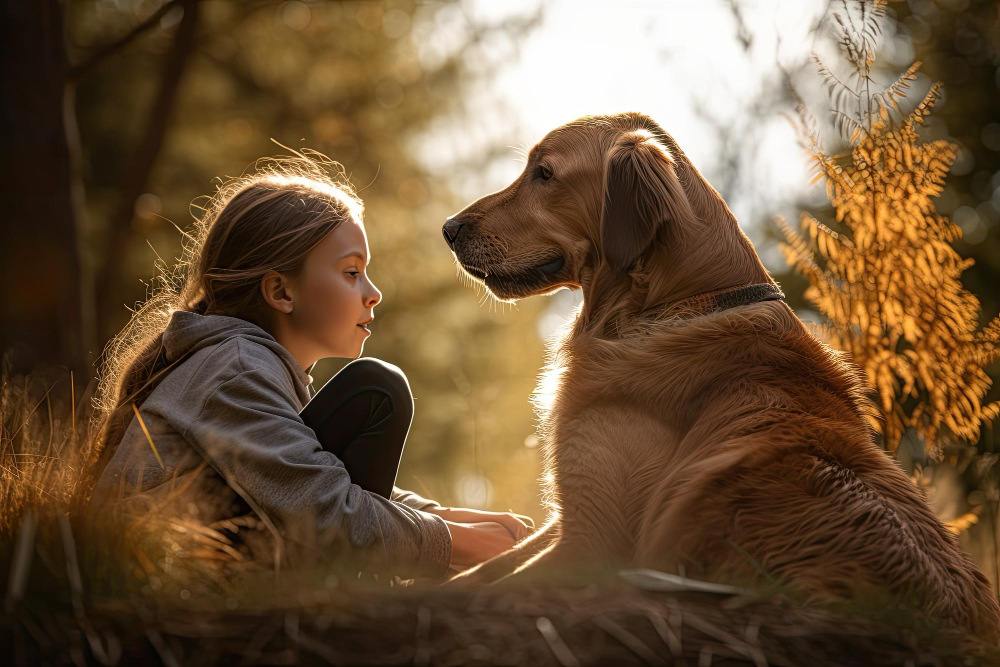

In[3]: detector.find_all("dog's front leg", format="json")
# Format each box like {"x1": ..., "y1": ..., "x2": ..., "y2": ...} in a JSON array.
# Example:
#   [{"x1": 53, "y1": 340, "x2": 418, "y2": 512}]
[
  {"x1": 492, "y1": 535, "x2": 616, "y2": 588},
  {"x1": 443, "y1": 519, "x2": 560, "y2": 587}
]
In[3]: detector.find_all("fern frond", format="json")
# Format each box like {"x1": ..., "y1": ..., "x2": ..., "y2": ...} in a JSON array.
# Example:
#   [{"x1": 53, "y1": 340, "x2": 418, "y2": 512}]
[
  {"x1": 832, "y1": 11, "x2": 867, "y2": 77},
  {"x1": 813, "y1": 52, "x2": 860, "y2": 110},
  {"x1": 832, "y1": 108, "x2": 866, "y2": 143},
  {"x1": 875, "y1": 61, "x2": 922, "y2": 111},
  {"x1": 817, "y1": 221, "x2": 856, "y2": 249},
  {"x1": 858, "y1": 0, "x2": 885, "y2": 57},
  {"x1": 782, "y1": 111, "x2": 820, "y2": 155},
  {"x1": 905, "y1": 82, "x2": 943, "y2": 126},
  {"x1": 776, "y1": 215, "x2": 811, "y2": 255}
]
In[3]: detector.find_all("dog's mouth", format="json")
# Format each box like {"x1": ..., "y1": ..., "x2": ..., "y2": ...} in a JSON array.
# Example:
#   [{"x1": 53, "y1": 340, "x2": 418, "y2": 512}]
[
  {"x1": 457, "y1": 253, "x2": 568, "y2": 300},
  {"x1": 460, "y1": 263, "x2": 489, "y2": 281},
  {"x1": 460, "y1": 254, "x2": 564, "y2": 281}
]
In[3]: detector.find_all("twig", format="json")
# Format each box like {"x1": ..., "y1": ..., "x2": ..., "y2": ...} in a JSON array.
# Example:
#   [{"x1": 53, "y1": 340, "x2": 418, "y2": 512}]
[
  {"x1": 19, "y1": 612, "x2": 53, "y2": 652},
  {"x1": 536, "y1": 616, "x2": 580, "y2": 667},
  {"x1": 60, "y1": 514, "x2": 121, "y2": 664},
  {"x1": 744, "y1": 617, "x2": 768, "y2": 667},
  {"x1": 682, "y1": 606, "x2": 757, "y2": 658},
  {"x1": 6, "y1": 378, "x2": 63, "y2": 446},
  {"x1": 242, "y1": 612, "x2": 282, "y2": 662},
  {"x1": 227, "y1": 478, "x2": 284, "y2": 574},
  {"x1": 131, "y1": 403, "x2": 164, "y2": 470},
  {"x1": 292, "y1": 631, "x2": 341, "y2": 662},
  {"x1": 144, "y1": 629, "x2": 179, "y2": 667},
  {"x1": 593, "y1": 614, "x2": 666, "y2": 665},
  {"x1": 155, "y1": 460, "x2": 209, "y2": 508},
  {"x1": 644, "y1": 608, "x2": 682, "y2": 658},
  {"x1": 4, "y1": 509, "x2": 37, "y2": 612}
]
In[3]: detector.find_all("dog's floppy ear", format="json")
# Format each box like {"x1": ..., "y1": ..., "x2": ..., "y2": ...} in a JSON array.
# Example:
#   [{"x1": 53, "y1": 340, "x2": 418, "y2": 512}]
[{"x1": 600, "y1": 131, "x2": 698, "y2": 274}]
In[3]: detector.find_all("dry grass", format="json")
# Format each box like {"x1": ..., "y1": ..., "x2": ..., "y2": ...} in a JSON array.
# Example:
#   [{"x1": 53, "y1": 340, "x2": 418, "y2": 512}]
[
  {"x1": 4, "y1": 568, "x2": 1000, "y2": 665},
  {"x1": 1, "y1": 360, "x2": 97, "y2": 531}
]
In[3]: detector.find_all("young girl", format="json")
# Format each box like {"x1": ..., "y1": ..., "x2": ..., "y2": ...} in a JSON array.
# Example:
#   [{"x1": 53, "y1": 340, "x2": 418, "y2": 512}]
[{"x1": 89, "y1": 157, "x2": 532, "y2": 580}]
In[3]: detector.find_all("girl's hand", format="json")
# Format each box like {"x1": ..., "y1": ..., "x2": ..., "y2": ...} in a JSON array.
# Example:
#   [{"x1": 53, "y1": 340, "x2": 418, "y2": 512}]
[
  {"x1": 431, "y1": 507, "x2": 535, "y2": 542},
  {"x1": 444, "y1": 521, "x2": 515, "y2": 570}
]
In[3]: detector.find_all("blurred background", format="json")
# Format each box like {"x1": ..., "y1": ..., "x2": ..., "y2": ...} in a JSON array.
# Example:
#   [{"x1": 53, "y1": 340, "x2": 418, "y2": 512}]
[{"x1": 3, "y1": 0, "x2": 998, "y2": 579}]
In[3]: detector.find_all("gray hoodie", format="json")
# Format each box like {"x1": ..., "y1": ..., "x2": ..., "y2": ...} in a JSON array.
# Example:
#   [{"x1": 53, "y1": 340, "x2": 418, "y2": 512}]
[{"x1": 90, "y1": 310, "x2": 452, "y2": 579}]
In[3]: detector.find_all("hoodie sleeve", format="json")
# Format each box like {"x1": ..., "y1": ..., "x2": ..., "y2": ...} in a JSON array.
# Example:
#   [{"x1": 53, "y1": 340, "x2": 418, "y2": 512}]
[
  {"x1": 391, "y1": 486, "x2": 442, "y2": 511},
  {"x1": 181, "y1": 367, "x2": 452, "y2": 579}
]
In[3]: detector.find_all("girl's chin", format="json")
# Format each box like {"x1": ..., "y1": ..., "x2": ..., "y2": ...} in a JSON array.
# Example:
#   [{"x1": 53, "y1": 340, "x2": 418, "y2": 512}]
[{"x1": 325, "y1": 328, "x2": 369, "y2": 359}]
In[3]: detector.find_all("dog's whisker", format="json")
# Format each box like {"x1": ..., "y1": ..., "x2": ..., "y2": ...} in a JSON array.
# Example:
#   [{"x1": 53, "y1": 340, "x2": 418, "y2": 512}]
[{"x1": 509, "y1": 142, "x2": 530, "y2": 165}]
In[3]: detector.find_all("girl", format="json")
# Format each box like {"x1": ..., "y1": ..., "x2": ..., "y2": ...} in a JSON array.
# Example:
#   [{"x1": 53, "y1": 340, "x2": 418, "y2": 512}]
[{"x1": 89, "y1": 157, "x2": 532, "y2": 580}]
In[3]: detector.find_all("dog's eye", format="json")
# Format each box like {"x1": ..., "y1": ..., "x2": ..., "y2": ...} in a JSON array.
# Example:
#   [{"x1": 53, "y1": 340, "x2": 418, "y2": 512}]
[{"x1": 536, "y1": 164, "x2": 553, "y2": 182}]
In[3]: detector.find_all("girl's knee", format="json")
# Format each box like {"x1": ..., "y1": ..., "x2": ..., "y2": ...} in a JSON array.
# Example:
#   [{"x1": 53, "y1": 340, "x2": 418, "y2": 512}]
[{"x1": 341, "y1": 358, "x2": 412, "y2": 407}]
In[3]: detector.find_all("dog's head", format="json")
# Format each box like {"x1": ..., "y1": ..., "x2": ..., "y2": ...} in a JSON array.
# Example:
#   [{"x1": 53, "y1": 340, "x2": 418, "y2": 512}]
[{"x1": 443, "y1": 112, "x2": 705, "y2": 302}]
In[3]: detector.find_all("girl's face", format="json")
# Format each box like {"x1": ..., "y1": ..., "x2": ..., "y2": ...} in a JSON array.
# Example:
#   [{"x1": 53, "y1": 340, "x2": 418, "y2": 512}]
[{"x1": 288, "y1": 216, "x2": 382, "y2": 361}]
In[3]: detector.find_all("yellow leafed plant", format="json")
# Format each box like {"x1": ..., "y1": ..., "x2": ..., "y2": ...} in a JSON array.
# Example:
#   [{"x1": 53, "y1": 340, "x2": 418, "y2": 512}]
[{"x1": 778, "y1": 0, "x2": 1000, "y2": 460}]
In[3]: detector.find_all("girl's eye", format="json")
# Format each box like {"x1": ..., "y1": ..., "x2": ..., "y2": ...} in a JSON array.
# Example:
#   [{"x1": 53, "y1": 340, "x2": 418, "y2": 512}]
[
  {"x1": 346, "y1": 270, "x2": 359, "y2": 278},
  {"x1": 536, "y1": 164, "x2": 553, "y2": 181}
]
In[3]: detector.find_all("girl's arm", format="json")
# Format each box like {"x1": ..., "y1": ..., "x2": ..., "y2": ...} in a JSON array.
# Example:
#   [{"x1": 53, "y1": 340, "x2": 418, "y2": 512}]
[
  {"x1": 390, "y1": 486, "x2": 441, "y2": 511},
  {"x1": 390, "y1": 488, "x2": 535, "y2": 542},
  {"x1": 390, "y1": 488, "x2": 533, "y2": 557},
  {"x1": 183, "y1": 366, "x2": 452, "y2": 579},
  {"x1": 427, "y1": 506, "x2": 535, "y2": 542}
]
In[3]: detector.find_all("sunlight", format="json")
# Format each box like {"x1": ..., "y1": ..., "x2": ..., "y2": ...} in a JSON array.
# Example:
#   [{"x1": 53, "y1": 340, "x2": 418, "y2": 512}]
[{"x1": 418, "y1": 0, "x2": 829, "y2": 235}]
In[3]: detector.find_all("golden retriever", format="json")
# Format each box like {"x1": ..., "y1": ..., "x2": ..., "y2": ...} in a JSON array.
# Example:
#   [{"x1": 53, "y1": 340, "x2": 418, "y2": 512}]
[{"x1": 441, "y1": 112, "x2": 1000, "y2": 638}]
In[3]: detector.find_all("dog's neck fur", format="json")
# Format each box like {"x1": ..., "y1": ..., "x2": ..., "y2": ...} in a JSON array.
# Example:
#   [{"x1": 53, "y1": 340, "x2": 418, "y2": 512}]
[{"x1": 576, "y1": 153, "x2": 773, "y2": 338}]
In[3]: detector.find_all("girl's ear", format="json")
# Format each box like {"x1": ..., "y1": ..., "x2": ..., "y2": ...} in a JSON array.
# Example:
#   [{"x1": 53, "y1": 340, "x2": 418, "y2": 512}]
[
  {"x1": 600, "y1": 131, "x2": 698, "y2": 274},
  {"x1": 260, "y1": 271, "x2": 295, "y2": 313}
]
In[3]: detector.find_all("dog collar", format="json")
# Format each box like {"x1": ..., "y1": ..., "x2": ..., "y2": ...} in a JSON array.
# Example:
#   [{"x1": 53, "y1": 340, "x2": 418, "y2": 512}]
[{"x1": 652, "y1": 282, "x2": 785, "y2": 320}]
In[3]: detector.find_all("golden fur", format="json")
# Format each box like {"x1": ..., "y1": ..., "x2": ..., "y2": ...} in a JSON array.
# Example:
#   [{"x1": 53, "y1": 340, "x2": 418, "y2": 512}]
[{"x1": 442, "y1": 112, "x2": 1000, "y2": 638}]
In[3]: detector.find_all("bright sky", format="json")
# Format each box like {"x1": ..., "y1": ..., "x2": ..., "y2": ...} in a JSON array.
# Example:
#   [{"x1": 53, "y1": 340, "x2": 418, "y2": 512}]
[
  {"x1": 418, "y1": 0, "x2": 832, "y2": 211},
  {"x1": 412, "y1": 0, "x2": 841, "y2": 335}
]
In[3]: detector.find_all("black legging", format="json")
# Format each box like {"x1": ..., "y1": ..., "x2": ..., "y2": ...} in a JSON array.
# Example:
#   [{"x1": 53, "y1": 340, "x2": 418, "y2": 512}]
[{"x1": 298, "y1": 358, "x2": 413, "y2": 499}]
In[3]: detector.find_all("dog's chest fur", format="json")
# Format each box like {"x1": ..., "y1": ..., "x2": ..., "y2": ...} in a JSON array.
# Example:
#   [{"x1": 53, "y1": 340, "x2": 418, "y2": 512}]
[{"x1": 529, "y1": 317, "x2": 703, "y2": 557}]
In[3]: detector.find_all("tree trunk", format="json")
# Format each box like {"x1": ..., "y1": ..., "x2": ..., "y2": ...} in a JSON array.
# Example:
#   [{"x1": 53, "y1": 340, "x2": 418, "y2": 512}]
[{"x1": 0, "y1": 0, "x2": 87, "y2": 379}]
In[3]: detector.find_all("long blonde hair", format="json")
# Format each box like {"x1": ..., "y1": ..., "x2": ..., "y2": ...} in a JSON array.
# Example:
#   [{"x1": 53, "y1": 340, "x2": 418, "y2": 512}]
[{"x1": 90, "y1": 153, "x2": 363, "y2": 478}]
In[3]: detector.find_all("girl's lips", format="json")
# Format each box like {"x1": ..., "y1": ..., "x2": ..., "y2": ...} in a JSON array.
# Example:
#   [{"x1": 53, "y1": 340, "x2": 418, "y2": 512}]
[{"x1": 357, "y1": 324, "x2": 371, "y2": 334}]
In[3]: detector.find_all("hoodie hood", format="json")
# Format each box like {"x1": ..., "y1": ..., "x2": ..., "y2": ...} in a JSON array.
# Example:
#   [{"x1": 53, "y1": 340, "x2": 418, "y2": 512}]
[{"x1": 162, "y1": 310, "x2": 313, "y2": 401}]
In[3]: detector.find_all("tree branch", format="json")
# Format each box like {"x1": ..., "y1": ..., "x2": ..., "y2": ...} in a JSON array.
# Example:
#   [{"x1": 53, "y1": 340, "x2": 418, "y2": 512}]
[{"x1": 67, "y1": 0, "x2": 180, "y2": 82}]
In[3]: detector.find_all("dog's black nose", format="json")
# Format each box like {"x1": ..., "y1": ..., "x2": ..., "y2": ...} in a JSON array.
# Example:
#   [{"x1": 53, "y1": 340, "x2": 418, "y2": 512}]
[{"x1": 442, "y1": 217, "x2": 465, "y2": 249}]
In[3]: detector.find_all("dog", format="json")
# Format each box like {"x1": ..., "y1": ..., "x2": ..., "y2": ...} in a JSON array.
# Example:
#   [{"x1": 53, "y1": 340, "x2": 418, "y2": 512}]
[{"x1": 441, "y1": 112, "x2": 1000, "y2": 638}]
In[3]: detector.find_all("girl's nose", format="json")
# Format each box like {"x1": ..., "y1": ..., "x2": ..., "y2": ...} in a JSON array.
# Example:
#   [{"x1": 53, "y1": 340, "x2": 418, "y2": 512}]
[{"x1": 365, "y1": 281, "x2": 382, "y2": 308}]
